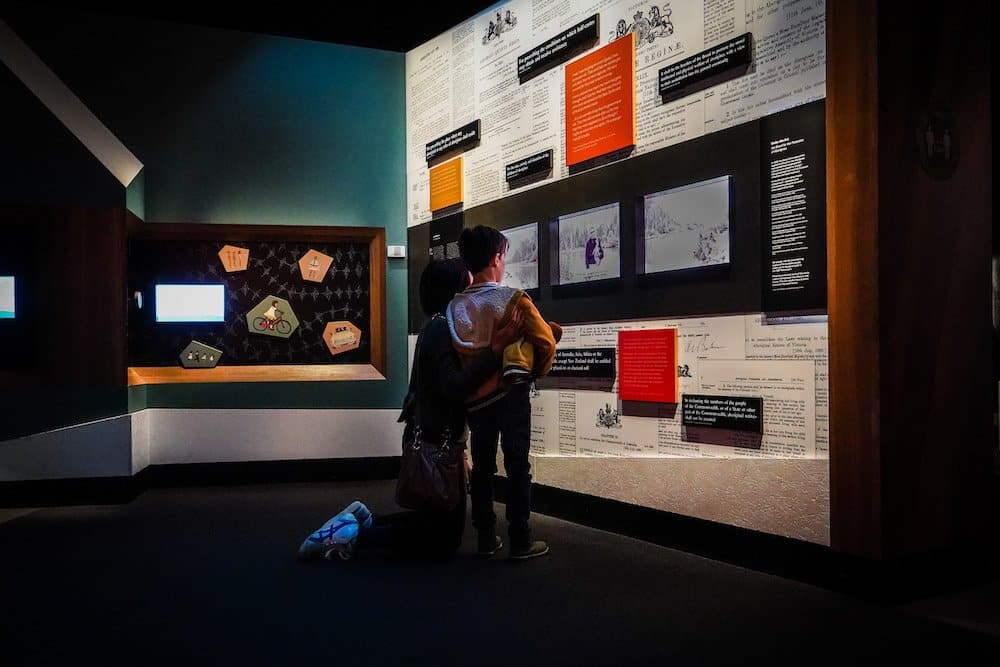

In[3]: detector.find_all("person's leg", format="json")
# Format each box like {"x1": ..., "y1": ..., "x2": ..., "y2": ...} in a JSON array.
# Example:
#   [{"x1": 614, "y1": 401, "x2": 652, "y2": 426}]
[
  {"x1": 389, "y1": 493, "x2": 467, "y2": 559},
  {"x1": 498, "y1": 386, "x2": 533, "y2": 546},
  {"x1": 359, "y1": 510, "x2": 452, "y2": 556},
  {"x1": 467, "y1": 403, "x2": 501, "y2": 553},
  {"x1": 357, "y1": 510, "x2": 412, "y2": 549}
]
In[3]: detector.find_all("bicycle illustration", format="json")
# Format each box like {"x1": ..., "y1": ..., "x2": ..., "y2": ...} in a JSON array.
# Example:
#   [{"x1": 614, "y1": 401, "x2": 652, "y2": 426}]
[{"x1": 252, "y1": 311, "x2": 292, "y2": 335}]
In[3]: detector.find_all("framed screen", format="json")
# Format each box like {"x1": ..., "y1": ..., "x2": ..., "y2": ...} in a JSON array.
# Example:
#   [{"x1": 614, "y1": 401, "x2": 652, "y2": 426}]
[
  {"x1": 155, "y1": 284, "x2": 225, "y2": 323},
  {"x1": 555, "y1": 203, "x2": 620, "y2": 285},
  {"x1": 640, "y1": 176, "x2": 731, "y2": 275},
  {"x1": 0, "y1": 276, "x2": 13, "y2": 319},
  {"x1": 502, "y1": 222, "x2": 539, "y2": 290}
]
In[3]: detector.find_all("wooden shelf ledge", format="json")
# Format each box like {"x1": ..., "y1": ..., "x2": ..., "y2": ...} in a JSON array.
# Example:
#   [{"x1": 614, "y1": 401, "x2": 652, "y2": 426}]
[{"x1": 128, "y1": 364, "x2": 385, "y2": 386}]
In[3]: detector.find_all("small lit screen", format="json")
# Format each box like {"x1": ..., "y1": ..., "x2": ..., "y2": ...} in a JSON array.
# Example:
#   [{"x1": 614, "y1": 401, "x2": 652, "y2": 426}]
[
  {"x1": 0, "y1": 276, "x2": 14, "y2": 319},
  {"x1": 155, "y1": 284, "x2": 225, "y2": 323}
]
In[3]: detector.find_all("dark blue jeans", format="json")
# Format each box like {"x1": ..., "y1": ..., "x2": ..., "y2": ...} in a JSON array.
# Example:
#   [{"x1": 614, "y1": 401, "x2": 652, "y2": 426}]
[{"x1": 467, "y1": 385, "x2": 533, "y2": 547}]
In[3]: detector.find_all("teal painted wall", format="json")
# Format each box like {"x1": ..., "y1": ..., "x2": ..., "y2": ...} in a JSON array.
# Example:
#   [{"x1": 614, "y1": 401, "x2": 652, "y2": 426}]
[
  {"x1": 5, "y1": 9, "x2": 409, "y2": 417},
  {"x1": 125, "y1": 170, "x2": 145, "y2": 221}
]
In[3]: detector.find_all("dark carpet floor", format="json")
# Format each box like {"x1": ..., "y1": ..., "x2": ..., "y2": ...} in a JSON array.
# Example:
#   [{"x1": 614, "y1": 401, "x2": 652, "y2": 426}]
[{"x1": 1, "y1": 480, "x2": 997, "y2": 663}]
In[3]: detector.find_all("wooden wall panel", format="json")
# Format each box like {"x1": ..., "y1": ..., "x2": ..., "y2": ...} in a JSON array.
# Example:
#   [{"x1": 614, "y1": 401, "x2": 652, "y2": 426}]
[
  {"x1": 827, "y1": 1, "x2": 883, "y2": 558},
  {"x1": 876, "y1": 1, "x2": 993, "y2": 556},
  {"x1": 41, "y1": 208, "x2": 128, "y2": 387},
  {"x1": 828, "y1": 0, "x2": 993, "y2": 558},
  {"x1": 0, "y1": 206, "x2": 129, "y2": 440}
]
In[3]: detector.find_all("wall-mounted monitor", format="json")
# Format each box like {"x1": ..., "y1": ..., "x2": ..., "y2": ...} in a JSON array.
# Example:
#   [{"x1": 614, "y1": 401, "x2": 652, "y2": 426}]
[
  {"x1": 502, "y1": 222, "x2": 539, "y2": 290},
  {"x1": 154, "y1": 284, "x2": 226, "y2": 323},
  {"x1": 0, "y1": 276, "x2": 14, "y2": 319},
  {"x1": 639, "y1": 176, "x2": 731, "y2": 275},
  {"x1": 554, "y1": 203, "x2": 620, "y2": 286}
]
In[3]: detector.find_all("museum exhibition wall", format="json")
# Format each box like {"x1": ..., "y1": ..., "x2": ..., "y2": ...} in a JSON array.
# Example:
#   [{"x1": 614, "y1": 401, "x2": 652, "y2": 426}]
[
  {"x1": 405, "y1": 0, "x2": 831, "y2": 543},
  {"x1": 2, "y1": 1, "x2": 991, "y2": 558}
]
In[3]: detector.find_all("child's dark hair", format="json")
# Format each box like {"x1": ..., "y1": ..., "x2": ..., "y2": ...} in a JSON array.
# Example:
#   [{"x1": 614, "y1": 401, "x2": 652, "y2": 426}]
[
  {"x1": 419, "y1": 258, "x2": 470, "y2": 316},
  {"x1": 458, "y1": 226, "x2": 508, "y2": 274}
]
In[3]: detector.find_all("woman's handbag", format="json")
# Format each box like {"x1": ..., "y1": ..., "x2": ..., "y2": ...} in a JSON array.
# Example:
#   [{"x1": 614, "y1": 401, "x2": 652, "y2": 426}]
[
  {"x1": 395, "y1": 423, "x2": 464, "y2": 512},
  {"x1": 394, "y1": 322, "x2": 464, "y2": 512}
]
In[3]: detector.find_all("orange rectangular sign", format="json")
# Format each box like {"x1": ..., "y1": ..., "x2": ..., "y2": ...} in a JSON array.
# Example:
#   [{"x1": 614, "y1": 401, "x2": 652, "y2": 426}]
[
  {"x1": 429, "y1": 157, "x2": 463, "y2": 212},
  {"x1": 564, "y1": 34, "x2": 636, "y2": 167}
]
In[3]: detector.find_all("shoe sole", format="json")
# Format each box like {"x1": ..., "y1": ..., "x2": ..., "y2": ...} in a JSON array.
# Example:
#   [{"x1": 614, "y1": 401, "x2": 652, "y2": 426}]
[
  {"x1": 508, "y1": 545, "x2": 550, "y2": 561},
  {"x1": 477, "y1": 539, "x2": 503, "y2": 558}
]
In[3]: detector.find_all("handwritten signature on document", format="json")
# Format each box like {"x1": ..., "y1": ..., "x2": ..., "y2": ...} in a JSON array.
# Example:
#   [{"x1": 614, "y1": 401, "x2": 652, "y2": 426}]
[{"x1": 682, "y1": 332, "x2": 726, "y2": 355}]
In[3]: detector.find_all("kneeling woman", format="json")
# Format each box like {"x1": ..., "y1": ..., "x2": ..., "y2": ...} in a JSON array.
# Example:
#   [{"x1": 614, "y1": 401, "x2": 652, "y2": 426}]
[{"x1": 298, "y1": 258, "x2": 522, "y2": 560}]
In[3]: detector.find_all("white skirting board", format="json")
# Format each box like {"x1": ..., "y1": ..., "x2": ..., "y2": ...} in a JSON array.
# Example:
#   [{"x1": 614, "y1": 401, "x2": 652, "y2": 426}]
[
  {"x1": 143, "y1": 408, "x2": 404, "y2": 465},
  {"x1": 0, "y1": 415, "x2": 133, "y2": 482},
  {"x1": 1, "y1": 409, "x2": 404, "y2": 481}
]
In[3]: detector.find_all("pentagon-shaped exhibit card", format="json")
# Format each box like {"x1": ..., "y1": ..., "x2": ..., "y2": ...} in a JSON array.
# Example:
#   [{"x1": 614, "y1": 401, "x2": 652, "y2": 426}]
[
  {"x1": 180, "y1": 340, "x2": 223, "y2": 368},
  {"x1": 247, "y1": 295, "x2": 299, "y2": 339},
  {"x1": 299, "y1": 249, "x2": 333, "y2": 283},
  {"x1": 323, "y1": 320, "x2": 361, "y2": 356},
  {"x1": 218, "y1": 245, "x2": 250, "y2": 272}
]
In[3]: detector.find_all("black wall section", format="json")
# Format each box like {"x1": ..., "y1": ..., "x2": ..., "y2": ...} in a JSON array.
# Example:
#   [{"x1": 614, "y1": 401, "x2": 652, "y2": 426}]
[
  {"x1": 0, "y1": 66, "x2": 123, "y2": 209},
  {"x1": 0, "y1": 221, "x2": 38, "y2": 373},
  {"x1": 0, "y1": 208, "x2": 129, "y2": 441},
  {"x1": 408, "y1": 120, "x2": 762, "y2": 332}
]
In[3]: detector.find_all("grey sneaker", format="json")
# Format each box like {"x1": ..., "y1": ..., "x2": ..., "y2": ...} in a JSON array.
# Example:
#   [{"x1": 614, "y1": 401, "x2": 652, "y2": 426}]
[
  {"x1": 477, "y1": 533, "x2": 503, "y2": 557},
  {"x1": 509, "y1": 540, "x2": 549, "y2": 561}
]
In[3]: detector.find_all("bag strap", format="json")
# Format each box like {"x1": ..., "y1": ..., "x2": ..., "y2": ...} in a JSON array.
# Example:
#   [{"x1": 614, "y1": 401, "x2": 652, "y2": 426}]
[
  {"x1": 401, "y1": 315, "x2": 443, "y2": 436},
  {"x1": 398, "y1": 321, "x2": 424, "y2": 425},
  {"x1": 411, "y1": 325, "x2": 425, "y2": 433}
]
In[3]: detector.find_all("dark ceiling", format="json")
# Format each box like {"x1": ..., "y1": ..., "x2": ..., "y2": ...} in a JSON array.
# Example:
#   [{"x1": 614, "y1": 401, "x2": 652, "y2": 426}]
[{"x1": 24, "y1": 2, "x2": 501, "y2": 52}]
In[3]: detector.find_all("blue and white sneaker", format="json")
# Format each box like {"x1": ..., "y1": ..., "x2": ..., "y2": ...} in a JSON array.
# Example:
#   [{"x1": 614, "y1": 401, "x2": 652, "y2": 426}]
[
  {"x1": 342, "y1": 500, "x2": 373, "y2": 530},
  {"x1": 298, "y1": 510, "x2": 360, "y2": 561}
]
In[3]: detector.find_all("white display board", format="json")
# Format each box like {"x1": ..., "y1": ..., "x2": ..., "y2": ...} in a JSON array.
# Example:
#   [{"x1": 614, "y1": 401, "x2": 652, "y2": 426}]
[
  {"x1": 154, "y1": 284, "x2": 226, "y2": 323},
  {"x1": 0, "y1": 276, "x2": 14, "y2": 319},
  {"x1": 406, "y1": 0, "x2": 827, "y2": 226},
  {"x1": 530, "y1": 313, "x2": 828, "y2": 459},
  {"x1": 557, "y1": 202, "x2": 620, "y2": 284},
  {"x1": 642, "y1": 176, "x2": 730, "y2": 274},
  {"x1": 503, "y1": 222, "x2": 539, "y2": 289}
]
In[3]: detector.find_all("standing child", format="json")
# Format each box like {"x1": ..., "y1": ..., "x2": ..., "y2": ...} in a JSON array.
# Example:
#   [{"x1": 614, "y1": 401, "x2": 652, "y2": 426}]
[{"x1": 447, "y1": 226, "x2": 557, "y2": 560}]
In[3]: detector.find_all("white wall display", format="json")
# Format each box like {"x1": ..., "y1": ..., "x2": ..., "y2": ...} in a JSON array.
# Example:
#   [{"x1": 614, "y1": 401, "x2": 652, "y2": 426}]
[
  {"x1": 154, "y1": 284, "x2": 225, "y2": 323},
  {"x1": 528, "y1": 313, "x2": 828, "y2": 459},
  {"x1": 698, "y1": 359, "x2": 816, "y2": 457},
  {"x1": 556, "y1": 202, "x2": 620, "y2": 284},
  {"x1": 744, "y1": 313, "x2": 829, "y2": 454},
  {"x1": 642, "y1": 175, "x2": 730, "y2": 274},
  {"x1": 406, "y1": 0, "x2": 827, "y2": 226},
  {"x1": 502, "y1": 222, "x2": 539, "y2": 290},
  {"x1": 0, "y1": 276, "x2": 14, "y2": 319}
]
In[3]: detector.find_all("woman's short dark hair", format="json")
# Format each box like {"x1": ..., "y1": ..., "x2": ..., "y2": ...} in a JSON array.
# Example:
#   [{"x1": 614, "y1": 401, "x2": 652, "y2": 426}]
[
  {"x1": 458, "y1": 226, "x2": 508, "y2": 274},
  {"x1": 419, "y1": 258, "x2": 470, "y2": 316}
]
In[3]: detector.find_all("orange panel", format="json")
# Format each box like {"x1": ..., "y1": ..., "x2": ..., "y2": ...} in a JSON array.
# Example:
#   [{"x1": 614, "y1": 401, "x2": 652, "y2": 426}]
[
  {"x1": 429, "y1": 157, "x2": 464, "y2": 212},
  {"x1": 564, "y1": 34, "x2": 635, "y2": 167}
]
